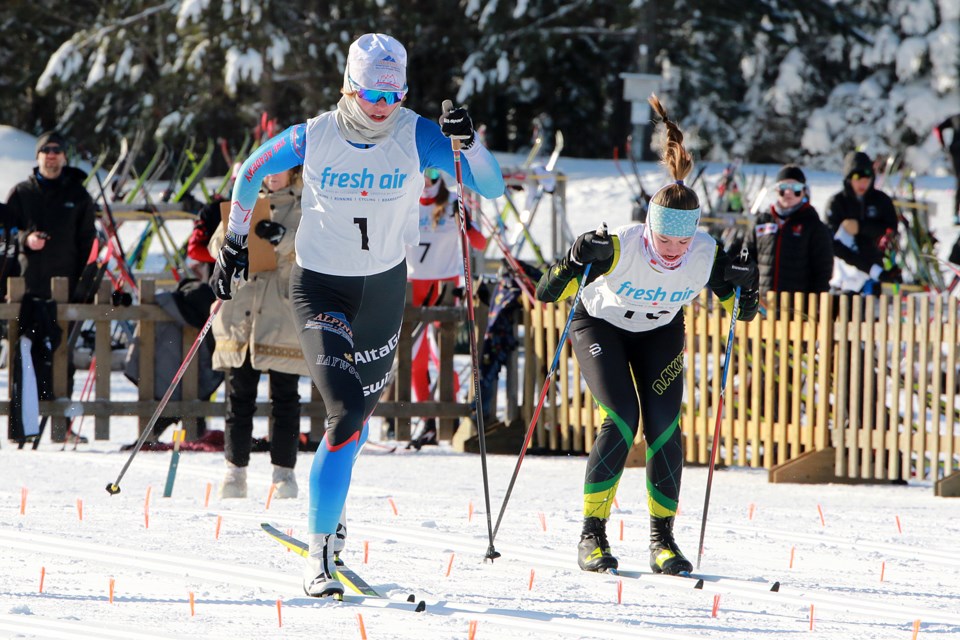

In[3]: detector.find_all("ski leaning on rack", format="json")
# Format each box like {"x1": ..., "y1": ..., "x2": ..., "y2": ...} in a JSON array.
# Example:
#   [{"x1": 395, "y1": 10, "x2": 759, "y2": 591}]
[{"x1": 261, "y1": 522, "x2": 426, "y2": 611}]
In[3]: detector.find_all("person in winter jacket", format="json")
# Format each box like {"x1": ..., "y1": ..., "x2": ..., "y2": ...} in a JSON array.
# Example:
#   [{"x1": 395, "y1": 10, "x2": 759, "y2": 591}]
[
  {"x1": 0, "y1": 201, "x2": 21, "y2": 301},
  {"x1": 536, "y1": 95, "x2": 759, "y2": 577},
  {"x1": 208, "y1": 167, "x2": 309, "y2": 501},
  {"x1": 745, "y1": 165, "x2": 834, "y2": 296},
  {"x1": 934, "y1": 114, "x2": 960, "y2": 223},
  {"x1": 404, "y1": 168, "x2": 487, "y2": 448},
  {"x1": 210, "y1": 33, "x2": 503, "y2": 598},
  {"x1": 7, "y1": 131, "x2": 97, "y2": 300},
  {"x1": 826, "y1": 151, "x2": 901, "y2": 294}
]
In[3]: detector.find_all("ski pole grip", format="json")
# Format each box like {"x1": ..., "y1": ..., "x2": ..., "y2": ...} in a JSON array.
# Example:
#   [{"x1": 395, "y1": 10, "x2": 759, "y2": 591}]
[
  {"x1": 597, "y1": 221, "x2": 608, "y2": 238},
  {"x1": 442, "y1": 99, "x2": 453, "y2": 114}
]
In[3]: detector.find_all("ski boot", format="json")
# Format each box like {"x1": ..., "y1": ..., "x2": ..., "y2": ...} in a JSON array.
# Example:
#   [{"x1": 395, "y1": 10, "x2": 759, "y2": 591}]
[
  {"x1": 303, "y1": 533, "x2": 344, "y2": 597},
  {"x1": 271, "y1": 464, "x2": 298, "y2": 499},
  {"x1": 577, "y1": 517, "x2": 619, "y2": 572},
  {"x1": 219, "y1": 461, "x2": 247, "y2": 499},
  {"x1": 649, "y1": 516, "x2": 693, "y2": 575}
]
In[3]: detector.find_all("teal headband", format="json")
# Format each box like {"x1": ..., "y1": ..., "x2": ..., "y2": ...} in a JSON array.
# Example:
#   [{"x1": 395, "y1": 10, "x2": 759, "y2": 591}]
[{"x1": 647, "y1": 201, "x2": 701, "y2": 237}]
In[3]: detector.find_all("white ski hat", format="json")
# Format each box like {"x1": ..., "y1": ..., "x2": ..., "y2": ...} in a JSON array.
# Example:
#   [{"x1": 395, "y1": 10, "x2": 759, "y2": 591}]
[{"x1": 347, "y1": 33, "x2": 407, "y2": 92}]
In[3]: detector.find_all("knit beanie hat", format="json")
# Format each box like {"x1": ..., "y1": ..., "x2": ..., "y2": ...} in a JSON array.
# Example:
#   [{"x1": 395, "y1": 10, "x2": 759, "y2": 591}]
[
  {"x1": 36, "y1": 131, "x2": 67, "y2": 154},
  {"x1": 775, "y1": 164, "x2": 806, "y2": 184},
  {"x1": 346, "y1": 33, "x2": 407, "y2": 92}
]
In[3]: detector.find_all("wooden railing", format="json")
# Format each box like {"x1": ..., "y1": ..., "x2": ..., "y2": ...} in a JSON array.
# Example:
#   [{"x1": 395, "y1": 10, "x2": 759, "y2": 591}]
[
  {"x1": 522, "y1": 291, "x2": 960, "y2": 495},
  {"x1": 1, "y1": 277, "x2": 470, "y2": 443}
]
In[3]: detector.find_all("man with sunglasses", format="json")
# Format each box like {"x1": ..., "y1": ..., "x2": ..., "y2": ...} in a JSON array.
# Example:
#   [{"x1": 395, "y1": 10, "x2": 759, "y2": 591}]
[
  {"x1": 7, "y1": 131, "x2": 97, "y2": 301},
  {"x1": 744, "y1": 164, "x2": 833, "y2": 296},
  {"x1": 212, "y1": 33, "x2": 504, "y2": 597},
  {"x1": 826, "y1": 151, "x2": 900, "y2": 295}
]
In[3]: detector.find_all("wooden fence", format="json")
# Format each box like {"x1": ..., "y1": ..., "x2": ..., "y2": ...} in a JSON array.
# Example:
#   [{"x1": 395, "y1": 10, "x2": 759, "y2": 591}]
[
  {"x1": 522, "y1": 291, "x2": 960, "y2": 496},
  {"x1": 1, "y1": 277, "x2": 470, "y2": 444}
]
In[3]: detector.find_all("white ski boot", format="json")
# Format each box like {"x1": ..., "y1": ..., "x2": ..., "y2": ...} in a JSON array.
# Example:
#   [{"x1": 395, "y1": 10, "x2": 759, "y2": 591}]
[
  {"x1": 303, "y1": 533, "x2": 344, "y2": 597},
  {"x1": 271, "y1": 464, "x2": 298, "y2": 499},
  {"x1": 218, "y1": 461, "x2": 247, "y2": 499}
]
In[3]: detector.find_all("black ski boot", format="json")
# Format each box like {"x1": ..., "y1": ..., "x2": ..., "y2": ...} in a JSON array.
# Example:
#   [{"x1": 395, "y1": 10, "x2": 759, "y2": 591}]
[
  {"x1": 577, "y1": 517, "x2": 618, "y2": 572},
  {"x1": 649, "y1": 516, "x2": 693, "y2": 575}
]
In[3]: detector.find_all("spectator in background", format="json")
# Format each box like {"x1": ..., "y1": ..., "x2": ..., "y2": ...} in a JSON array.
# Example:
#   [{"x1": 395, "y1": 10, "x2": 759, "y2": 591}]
[
  {"x1": 934, "y1": 114, "x2": 960, "y2": 224},
  {"x1": 209, "y1": 167, "x2": 308, "y2": 500},
  {"x1": 404, "y1": 168, "x2": 486, "y2": 449},
  {"x1": 745, "y1": 164, "x2": 834, "y2": 296},
  {"x1": 7, "y1": 131, "x2": 96, "y2": 300},
  {"x1": 0, "y1": 201, "x2": 20, "y2": 300},
  {"x1": 826, "y1": 151, "x2": 901, "y2": 295}
]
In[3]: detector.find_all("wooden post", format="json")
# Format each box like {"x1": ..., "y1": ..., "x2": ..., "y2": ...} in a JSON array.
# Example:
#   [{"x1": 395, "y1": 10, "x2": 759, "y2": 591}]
[
  {"x1": 437, "y1": 308, "x2": 457, "y2": 441},
  {"x1": 139, "y1": 280, "x2": 157, "y2": 436},
  {"x1": 50, "y1": 277, "x2": 70, "y2": 443},
  {"x1": 94, "y1": 279, "x2": 113, "y2": 440}
]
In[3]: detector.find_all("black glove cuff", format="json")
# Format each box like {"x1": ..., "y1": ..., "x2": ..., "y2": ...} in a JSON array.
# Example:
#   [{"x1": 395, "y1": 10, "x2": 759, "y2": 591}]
[{"x1": 225, "y1": 231, "x2": 248, "y2": 248}]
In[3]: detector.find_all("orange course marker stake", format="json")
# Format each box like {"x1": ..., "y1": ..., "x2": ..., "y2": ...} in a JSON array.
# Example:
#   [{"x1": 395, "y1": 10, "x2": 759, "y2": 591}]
[
  {"x1": 215, "y1": 515, "x2": 223, "y2": 540},
  {"x1": 712, "y1": 593, "x2": 720, "y2": 618},
  {"x1": 388, "y1": 497, "x2": 399, "y2": 516},
  {"x1": 446, "y1": 553, "x2": 456, "y2": 577},
  {"x1": 265, "y1": 484, "x2": 276, "y2": 510},
  {"x1": 528, "y1": 569, "x2": 535, "y2": 591},
  {"x1": 896, "y1": 515, "x2": 902, "y2": 534},
  {"x1": 204, "y1": 482, "x2": 212, "y2": 508},
  {"x1": 468, "y1": 620, "x2": 478, "y2": 640},
  {"x1": 817, "y1": 504, "x2": 825, "y2": 527},
  {"x1": 20, "y1": 487, "x2": 27, "y2": 515},
  {"x1": 109, "y1": 577, "x2": 115, "y2": 604},
  {"x1": 357, "y1": 613, "x2": 368, "y2": 640},
  {"x1": 77, "y1": 498, "x2": 83, "y2": 522},
  {"x1": 286, "y1": 528, "x2": 293, "y2": 552},
  {"x1": 468, "y1": 500, "x2": 474, "y2": 522},
  {"x1": 748, "y1": 503, "x2": 756, "y2": 520},
  {"x1": 619, "y1": 519, "x2": 624, "y2": 541},
  {"x1": 912, "y1": 619, "x2": 921, "y2": 639},
  {"x1": 364, "y1": 540, "x2": 369, "y2": 564},
  {"x1": 617, "y1": 579, "x2": 623, "y2": 604},
  {"x1": 613, "y1": 497, "x2": 620, "y2": 511},
  {"x1": 789, "y1": 546, "x2": 796, "y2": 569},
  {"x1": 276, "y1": 599, "x2": 282, "y2": 628},
  {"x1": 39, "y1": 567, "x2": 45, "y2": 593},
  {"x1": 809, "y1": 604, "x2": 814, "y2": 630},
  {"x1": 189, "y1": 591, "x2": 195, "y2": 616},
  {"x1": 538, "y1": 512, "x2": 547, "y2": 532},
  {"x1": 880, "y1": 561, "x2": 885, "y2": 582}
]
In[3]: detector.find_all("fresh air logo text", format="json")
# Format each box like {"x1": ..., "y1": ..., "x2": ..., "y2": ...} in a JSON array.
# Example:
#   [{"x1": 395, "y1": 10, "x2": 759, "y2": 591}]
[
  {"x1": 615, "y1": 281, "x2": 696, "y2": 303},
  {"x1": 319, "y1": 167, "x2": 409, "y2": 190}
]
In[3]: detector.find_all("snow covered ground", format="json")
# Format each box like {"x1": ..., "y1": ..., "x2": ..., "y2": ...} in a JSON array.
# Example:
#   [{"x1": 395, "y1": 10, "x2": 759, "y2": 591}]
[
  {"x1": 2, "y1": 126, "x2": 960, "y2": 638},
  {"x1": 2, "y1": 424, "x2": 959, "y2": 639}
]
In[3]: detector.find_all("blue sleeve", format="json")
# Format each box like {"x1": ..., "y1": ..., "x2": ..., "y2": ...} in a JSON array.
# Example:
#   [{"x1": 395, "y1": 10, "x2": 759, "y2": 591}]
[
  {"x1": 228, "y1": 124, "x2": 306, "y2": 236},
  {"x1": 414, "y1": 116, "x2": 504, "y2": 199}
]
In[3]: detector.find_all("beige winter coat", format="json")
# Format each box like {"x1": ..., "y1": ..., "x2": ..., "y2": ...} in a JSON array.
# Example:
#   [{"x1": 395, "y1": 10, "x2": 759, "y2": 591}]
[{"x1": 209, "y1": 185, "x2": 308, "y2": 376}]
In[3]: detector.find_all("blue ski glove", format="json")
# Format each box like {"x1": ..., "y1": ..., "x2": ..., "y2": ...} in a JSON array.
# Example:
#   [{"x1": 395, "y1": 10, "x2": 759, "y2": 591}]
[{"x1": 212, "y1": 232, "x2": 248, "y2": 300}]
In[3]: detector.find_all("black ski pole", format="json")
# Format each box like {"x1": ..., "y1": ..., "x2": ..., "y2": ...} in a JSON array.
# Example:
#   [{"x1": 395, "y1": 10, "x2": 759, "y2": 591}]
[
  {"x1": 444, "y1": 99, "x2": 499, "y2": 561},
  {"x1": 106, "y1": 299, "x2": 223, "y2": 495},
  {"x1": 696, "y1": 259, "x2": 744, "y2": 570}
]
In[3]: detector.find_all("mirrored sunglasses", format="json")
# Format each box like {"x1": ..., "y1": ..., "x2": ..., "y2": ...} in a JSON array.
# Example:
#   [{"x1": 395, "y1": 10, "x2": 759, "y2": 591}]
[
  {"x1": 39, "y1": 145, "x2": 64, "y2": 154},
  {"x1": 777, "y1": 182, "x2": 804, "y2": 196},
  {"x1": 349, "y1": 78, "x2": 406, "y2": 105},
  {"x1": 425, "y1": 168, "x2": 440, "y2": 181}
]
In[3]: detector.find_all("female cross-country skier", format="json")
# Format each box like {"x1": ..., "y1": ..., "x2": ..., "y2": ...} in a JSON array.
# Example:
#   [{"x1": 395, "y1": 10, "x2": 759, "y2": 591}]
[
  {"x1": 212, "y1": 33, "x2": 504, "y2": 597},
  {"x1": 535, "y1": 95, "x2": 759, "y2": 575}
]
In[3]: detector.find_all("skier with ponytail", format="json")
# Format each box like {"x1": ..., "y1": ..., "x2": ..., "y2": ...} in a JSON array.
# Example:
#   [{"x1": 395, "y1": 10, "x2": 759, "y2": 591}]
[{"x1": 536, "y1": 95, "x2": 760, "y2": 575}]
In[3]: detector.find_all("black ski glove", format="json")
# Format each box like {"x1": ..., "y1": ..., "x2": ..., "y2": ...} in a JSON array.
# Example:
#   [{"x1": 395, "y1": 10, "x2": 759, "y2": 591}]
[
  {"x1": 724, "y1": 254, "x2": 759, "y2": 290},
  {"x1": 211, "y1": 232, "x2": 248, "y2": 300},
  {"x1": 255, "y1": 219, "x2": 286, "y2": 246},
  {"x1": 878, "y1": 266, "x2": 902, "y2": 283},
  {"x1": 569, "y1": 228, "x2": 613, "y2": 266},
  {"x1": 440, "y1": 102, "x2": 476, "y2": 149}
]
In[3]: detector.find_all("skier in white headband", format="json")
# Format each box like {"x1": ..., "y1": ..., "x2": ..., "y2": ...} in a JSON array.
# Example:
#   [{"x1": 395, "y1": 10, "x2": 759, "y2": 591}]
[{"x1": 536, "y1": 94, "x2": 759, "y2": 576}]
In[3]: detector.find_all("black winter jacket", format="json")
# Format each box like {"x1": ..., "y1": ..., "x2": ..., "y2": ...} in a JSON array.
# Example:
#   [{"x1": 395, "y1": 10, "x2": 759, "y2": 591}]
[
  {"x1": 746, "y1": 202, "x2": 834, "y2": 295},
  {"x1": 825, "y1": 154, "x2": 899, "y2": 277},
  {"x1": 7, "y1": 166, "x2": 97, "y2": 298}
]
